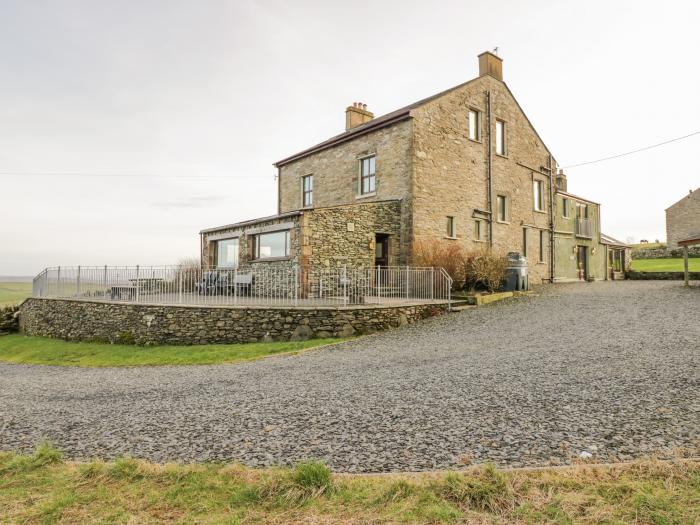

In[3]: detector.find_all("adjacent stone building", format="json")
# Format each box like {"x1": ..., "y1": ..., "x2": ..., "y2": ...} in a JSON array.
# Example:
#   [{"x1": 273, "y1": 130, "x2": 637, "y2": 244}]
[
  {"x1": 201, "y1": 51, "x2": 613, "y2": 284},
  {"x1": 666, "y1": 188, "x2": 700, "y2": 249}
]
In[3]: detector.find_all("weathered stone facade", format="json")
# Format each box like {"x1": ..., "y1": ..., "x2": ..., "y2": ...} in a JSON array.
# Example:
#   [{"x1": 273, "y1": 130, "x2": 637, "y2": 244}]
[
  {"x1": 409, "y1": 73, "x2": 553, "y2": 284},
  {"x1": 278, "y1": 120, "x2": 413, "y2": 261},
  {"x1": 201, "y1": 200, "x2": 403, "y2": 271},
  {"x1": 204, "y1": 51, "x2": 612, "y2": 286},
  {"x1": 666, "y1": 189, "x2": 700, "y2": 248},
  {"x1": 304, "y1": 200, "x2": 402, "y2": 268},
  {"x1": 20, "y1": 298, "x2": 448, "y2": 345},
  {"x1": 0, "y1": 305, "x2": 20, "y2": 335},
  {"x1": 553, "y1": 191, "x2": 607, "y2": 282}
]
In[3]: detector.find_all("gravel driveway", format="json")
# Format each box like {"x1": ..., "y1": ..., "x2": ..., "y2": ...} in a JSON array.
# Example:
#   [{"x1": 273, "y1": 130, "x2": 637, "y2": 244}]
[{"x1": 1, "y1": 281, "x2": 698, "y2": 472}]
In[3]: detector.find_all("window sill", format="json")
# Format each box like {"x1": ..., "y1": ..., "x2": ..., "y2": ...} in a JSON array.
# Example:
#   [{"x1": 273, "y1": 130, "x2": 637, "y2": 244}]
[
  {"x1": 444, "y1": 236, "x2": 458, "y2": 240},
  {"x1": 495, "y1": 153, "x2": 508, "y2": 159},
  {"x1": 533, "y1": 209, "x2": 547, "y2": 215},
  {"x1": 250, "y1": 256, "x2": 292, "y2": 263},
  {"x1": 468, "y1": 138, "x2": 482, "y2": 144},
  {"x1": 356, "y1": 192, "x2": 377, "y2": 200},
  {"x1": 473, "y1": 239, "x2": 488, "y2": 243},
  {"x1": 496, "y1": 220, "x2": 510, "y2": 225}
]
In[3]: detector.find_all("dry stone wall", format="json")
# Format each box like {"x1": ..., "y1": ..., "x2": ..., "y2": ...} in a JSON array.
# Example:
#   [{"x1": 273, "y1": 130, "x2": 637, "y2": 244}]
[
  {"x1": 0, "y1": 305, "x2": 20, "y2": 334},
  {"x1": 20, "y1": 298, "x2": 448, "y2": 346}
]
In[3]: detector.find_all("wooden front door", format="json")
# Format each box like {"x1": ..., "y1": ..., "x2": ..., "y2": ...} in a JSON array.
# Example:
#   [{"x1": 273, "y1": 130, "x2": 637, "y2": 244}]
[
  {"x1": 576, "y1": 246, "x2": 588, "y2": 281},
  {"x1": 375, "y1": 234, "x2": 389, "y2": 267}
]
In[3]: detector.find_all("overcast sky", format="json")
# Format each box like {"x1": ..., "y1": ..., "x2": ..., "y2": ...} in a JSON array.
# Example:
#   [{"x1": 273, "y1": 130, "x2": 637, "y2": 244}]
[{"x1": 1, "y1": 0, "x2": 699, "y2": 275}]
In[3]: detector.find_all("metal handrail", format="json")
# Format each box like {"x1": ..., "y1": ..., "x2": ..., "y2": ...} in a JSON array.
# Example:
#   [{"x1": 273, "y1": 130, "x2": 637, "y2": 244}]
[{"x1": 30, "y1": 264, "x2": 453, "y2": 308}]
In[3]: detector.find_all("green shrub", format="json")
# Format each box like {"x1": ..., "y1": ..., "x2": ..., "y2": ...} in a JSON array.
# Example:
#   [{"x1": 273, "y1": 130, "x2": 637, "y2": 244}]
[
  {"x1": 438, "y1": 464, "x2": 513, "y2": 512},
  {"x1": 109, "y1": 457, "x2": 144, "y2": 481},
  {"x1": 291, "y1": 460, "x2": 333, "y2": 494},
  {"x1": 1, "y1": 441, "x2": 63, "y2": 473}
]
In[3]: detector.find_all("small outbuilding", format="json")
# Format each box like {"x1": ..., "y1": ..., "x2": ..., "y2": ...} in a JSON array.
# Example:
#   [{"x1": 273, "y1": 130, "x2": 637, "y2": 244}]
[
  {"x1": 678, "y1": 233, "x2": 700, "y2": 286},
  {"x1": 600, "y1": 233, "x2": 631, "y2": 280}
]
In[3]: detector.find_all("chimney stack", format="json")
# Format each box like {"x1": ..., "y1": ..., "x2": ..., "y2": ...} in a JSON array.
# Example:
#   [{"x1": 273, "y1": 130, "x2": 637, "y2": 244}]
[
  {"x1": 345, "y1": 102, "x2": 374, "y2": 131},
  {"x1": 478, "y1": 51, "x2": 503, "y2": 81},
  {"x1": 556, "y1": 169, "x2": 568, "y2": 192}
]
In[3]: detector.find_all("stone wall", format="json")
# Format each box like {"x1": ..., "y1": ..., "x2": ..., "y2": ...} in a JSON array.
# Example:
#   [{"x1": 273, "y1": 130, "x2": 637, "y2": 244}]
[
  {"x1": 278, "y1": 119, "x2": 413, "y2": 263},
  {"x1": 0, "y1": 305, "x2": 20, "y2": 335},
  {"x1": 626, "y1": 270, "x2": 700, "y2": 281},
  {"x1": 666, "y1": 189, "x2": 700, "y2": 248},
  {"x1": 304, "y1": 200, "x2": 402, "y2": 268},
  {"x1": 20, "y1": 298, "x2": 448, "y2": 346},
  {"x1": 410, "y1": 74, "x2": 556, "y2": 284},
  {"x1": 633, "y1": 246, "x2": 700, "y2": 259}
]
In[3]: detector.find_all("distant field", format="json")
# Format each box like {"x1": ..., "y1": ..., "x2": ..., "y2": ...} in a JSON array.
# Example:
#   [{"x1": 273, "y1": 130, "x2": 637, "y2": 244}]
[
  {"x1": 0, "y1": 282, "x2": 32, "y2": 307},
  {"x1": 631, "y1": 258, "x2": 700, "y2": 272}
]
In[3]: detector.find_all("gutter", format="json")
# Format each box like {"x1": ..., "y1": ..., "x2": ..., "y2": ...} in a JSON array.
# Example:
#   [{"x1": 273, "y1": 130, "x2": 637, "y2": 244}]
[
  {"x1": 548, "y1": 155, "x2": 555, "y2": 282},
  {"x1": 486, "y1": 90, "x2": 494, "y2": 248}
]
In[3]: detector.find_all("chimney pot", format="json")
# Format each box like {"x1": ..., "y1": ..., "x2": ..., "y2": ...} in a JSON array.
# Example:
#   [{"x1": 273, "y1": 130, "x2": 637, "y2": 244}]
[{"x1": 345, "y1": 102, "x2": 374, "y2": 131}]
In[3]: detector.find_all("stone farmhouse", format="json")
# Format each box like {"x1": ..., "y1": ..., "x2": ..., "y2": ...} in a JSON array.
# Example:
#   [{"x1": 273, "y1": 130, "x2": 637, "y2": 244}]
[
  {"x1": 200, "y1": 51, "x2": 623, "y2": 283},
  {"x1": 666, "y1": 188, "x2": 700, "y2": 249}
]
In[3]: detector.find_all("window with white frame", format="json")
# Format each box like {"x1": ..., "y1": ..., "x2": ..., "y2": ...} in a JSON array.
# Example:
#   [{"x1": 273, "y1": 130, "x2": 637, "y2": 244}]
[
  {"x1": 446, "y1": 216, "x2": 456, "y2": 238},
  {"x1": 359, "y1": 156, "x2": 376, "y2": 195},
  {"x1": 496, "y1": 194, "x2": 507, "y2": 222},
  {"x1": 302, "y1": 175, "x2": 313, "y2": 207},
  {"x1": 215, "y1": 238, "x2": 239, "y2": 268},
  {"x1": 468, "y1": 109, "x2": 480, "y2": 141},
  {"x1": 253, "y1": 230, "x2": 290, "y2": 259},
  {"x1": 474, "y1": 219, "x2": 483, "y2": 240},
  {"x1": 533, "y1": 179, "x2": 545, "y2": 211},
  {"x1": 496, "y1": 119, "x2": 506, "y2": 155}
]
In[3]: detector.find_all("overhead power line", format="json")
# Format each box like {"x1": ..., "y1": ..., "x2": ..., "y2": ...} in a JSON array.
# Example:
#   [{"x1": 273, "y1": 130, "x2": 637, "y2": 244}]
[
  {"x1": 563, "y1": 130, "x2": 700, "y2": 169},
  {"x1": 0, "y1": 172, "x2": 266, "y2": 179}
]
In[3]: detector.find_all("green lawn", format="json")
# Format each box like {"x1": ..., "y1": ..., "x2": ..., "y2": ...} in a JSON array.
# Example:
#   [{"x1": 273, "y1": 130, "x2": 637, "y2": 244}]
[
  {"x1": 631, "y1": 258, "x2": 700, "y2": 272},
  {"x1": 1, "y1": 443, "x2": 698, "y2": 524},
  {"x1": 0, "y1": 282, "x2": 32, "y2": 307},
  {"x1": 0, "y1": 334, "x2": 342, "y2": 367}
]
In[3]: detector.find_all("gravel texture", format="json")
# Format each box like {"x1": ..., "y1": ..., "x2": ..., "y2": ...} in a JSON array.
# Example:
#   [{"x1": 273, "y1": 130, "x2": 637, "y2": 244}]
[{"x1": 1, "y1": 280, "x2": 699, "y2": 472}]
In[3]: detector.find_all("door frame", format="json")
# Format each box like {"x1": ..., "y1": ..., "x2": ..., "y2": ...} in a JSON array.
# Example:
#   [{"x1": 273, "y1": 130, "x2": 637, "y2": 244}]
[{"x1": 374, "y1": 233, "x2": 389, "y2": 267}]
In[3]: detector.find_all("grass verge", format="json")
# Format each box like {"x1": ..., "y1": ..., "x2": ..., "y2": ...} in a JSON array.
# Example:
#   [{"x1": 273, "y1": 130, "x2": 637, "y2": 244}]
[
  {"x1": 631, "y1": 258, "x2": 700, "y2": 272},
  {"x1": 1, "y1": 444, "x2": 699, "y2": 524},
  {"x1": 0, "y1": 334, "x2": 344, "y2": 367},
  {"x1": 0, "y1": 281, "x2": 32, "y2": 307}
]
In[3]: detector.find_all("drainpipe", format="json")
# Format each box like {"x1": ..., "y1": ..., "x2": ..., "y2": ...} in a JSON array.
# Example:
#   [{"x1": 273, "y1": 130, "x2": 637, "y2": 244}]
[
  {"x1": 548, "y1": 155, "x2": 555, "y2": 282},
  {"x1": 276, "y1": 166, "x2": 282, "y2": 215},
  {"x1": 199, "y1": 233, "x2": 203, "y2": 269},
  {"x1": 486, "y1": 91, "x2": 494, "y2": 248}
]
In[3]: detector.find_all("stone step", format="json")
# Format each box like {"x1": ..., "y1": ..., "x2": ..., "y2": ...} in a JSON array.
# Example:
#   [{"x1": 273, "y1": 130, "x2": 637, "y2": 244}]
[{"x1": 450, "y1": 305, "x2": 476, "y2": 312}]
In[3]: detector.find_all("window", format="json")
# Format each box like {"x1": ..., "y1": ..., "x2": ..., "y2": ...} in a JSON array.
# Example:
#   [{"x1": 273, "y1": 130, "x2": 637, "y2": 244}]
[
  {"x1": 446, "y1": 216, "x2": 456, "y2": 238},
  {"x1": 359, "y1": 156, "x2": 376, "y2": 195},
  {"x1": 496, "y1": 195, "x2": 507, "y2": 222},
  {"x1": 302, "y1": 175, "x2": 313, "y2": 207},
  {"x1": 468, "y1": 109, "x2": 480, "y2": 141},
  {"x1": 533, "y1": 179, "x2": 545, "y2": 211},
  {"x1": 253, "y1": 230, "x2": 290, "y2": 259},
  {"x1": 474, "y1": 219, "x2": 483, "y2": 240},
  {"x1": 215, "y1": 238, "x2": 239, "y2": 268},
  {"x1": 539, "y1": 230, "x2": 545, "y2": 263},
  {"x1": 562, "y1": 197, "x2": 570, "y2": 218},
  {"x1": 496, "y1": 119, "x2": 506, "y2": 155},
  {"x1": 522, "y1": 227, "x2": 528, "y2": 257},
  {"x1": 576, "y1": 202, "x2": 588, "y2": 218}
]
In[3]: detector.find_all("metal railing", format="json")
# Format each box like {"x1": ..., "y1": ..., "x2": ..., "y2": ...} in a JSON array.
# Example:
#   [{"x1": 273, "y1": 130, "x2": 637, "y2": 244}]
[
  {"x1": 575, "y1": 218, "x2": 593, "y2": 238},
  {"x1": 32, "y1": 265, "x2": 452, "y2": 308}
]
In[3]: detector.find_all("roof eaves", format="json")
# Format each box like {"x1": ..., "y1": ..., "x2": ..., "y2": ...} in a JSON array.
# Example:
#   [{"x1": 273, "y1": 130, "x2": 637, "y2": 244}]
[
  {"x1": 199, "y1": 210, "x2": 302, "y2": 234},
  {"x1": 555, "y1": 189, "x2": 600, "y2": 205}
]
